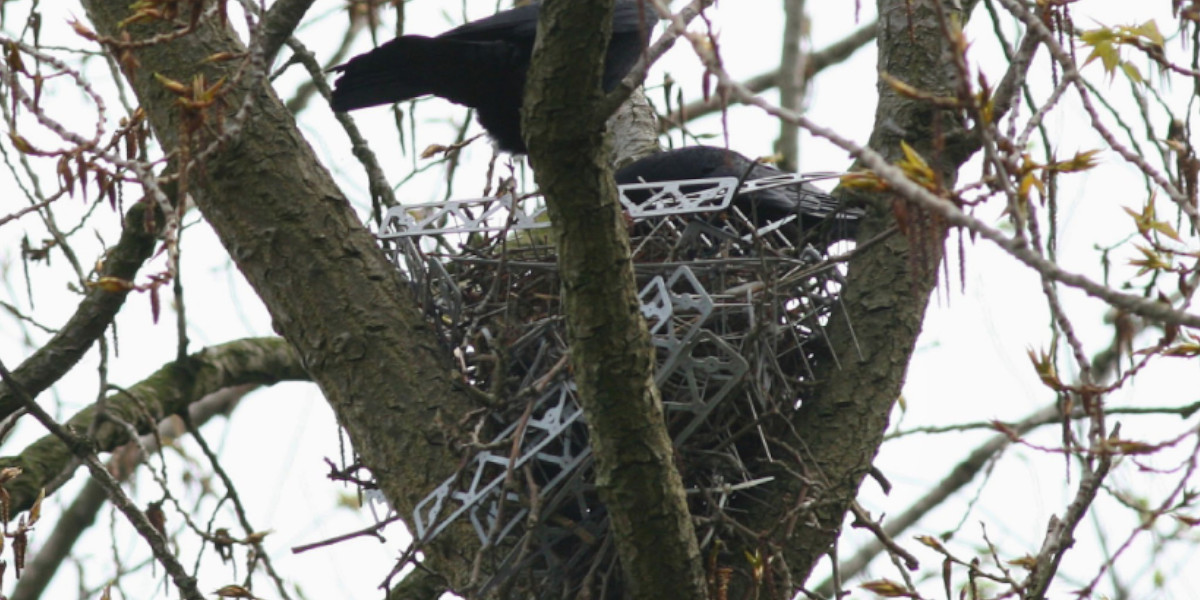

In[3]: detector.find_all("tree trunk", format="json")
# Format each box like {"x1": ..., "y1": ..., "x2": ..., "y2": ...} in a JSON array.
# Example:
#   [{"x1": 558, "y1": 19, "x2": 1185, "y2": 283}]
[
  {"x1": 77, "y1": 2, "x2": 482, "y2": 591},
  {"x1": 740, "y1": 0, "x2": 970, "y2": 589},
  {"x1": 523, "y1": 0, "x2": 708, "y2": 597}
]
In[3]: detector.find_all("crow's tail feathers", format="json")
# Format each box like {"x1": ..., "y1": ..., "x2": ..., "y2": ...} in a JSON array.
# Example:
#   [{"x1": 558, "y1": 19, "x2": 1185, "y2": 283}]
[{"x1": 330, "y1": 36, "x2": 513, "y2": 112}]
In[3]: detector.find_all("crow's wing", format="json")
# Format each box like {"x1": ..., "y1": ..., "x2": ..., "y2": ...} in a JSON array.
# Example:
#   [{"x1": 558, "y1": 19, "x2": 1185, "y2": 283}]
[
  {"x1": 331, "y1": 0, "x2": 650, "y2": 152},
  {"x1": 737, "y1": 160, "x2": 843, "y2": 221},
  {"x1": 330, "y1": 36, "x2": 525, "y2": 112}
]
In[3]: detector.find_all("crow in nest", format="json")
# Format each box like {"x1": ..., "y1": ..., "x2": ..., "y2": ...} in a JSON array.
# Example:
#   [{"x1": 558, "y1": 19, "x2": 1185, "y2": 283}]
[
  {"x1": 330, "y1": 1, "x2": 651, "y2": 153},
  {"x1": 614, "y1": 145, "x2": 861, "y2": 242}
]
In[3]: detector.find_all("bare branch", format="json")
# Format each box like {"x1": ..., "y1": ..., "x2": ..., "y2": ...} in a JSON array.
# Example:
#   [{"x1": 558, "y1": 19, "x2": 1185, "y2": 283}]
[
  {"x1": 0, "y1": 206, "x2": 158, "y2": 422},
  {"x1": 660, "y1": 19, "x2": 876, "y2": 131},
  {"x1": 776, "y1": 0, "x2": 808, "y2": 171},
  {"x1": 0, "y1": 359, "x2": 206, "y2": 600},
  {"x1": 258, "y1": 0, "x2": 318, "y2": 66},
  {"x1": 11, "y1": 386, "x2": 254, "y2": 600},
  {"x1": 0, "y1": 338, "x2": 306, "y2": 515}
]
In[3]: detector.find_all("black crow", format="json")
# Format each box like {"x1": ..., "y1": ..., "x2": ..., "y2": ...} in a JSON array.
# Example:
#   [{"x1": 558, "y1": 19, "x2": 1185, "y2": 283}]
[
  {"x1": 615, "y1": 146, "x2": 860, "y2": 242},
  {"x1": 330, "y1": 1, "x2": 650, "y2": 153}
]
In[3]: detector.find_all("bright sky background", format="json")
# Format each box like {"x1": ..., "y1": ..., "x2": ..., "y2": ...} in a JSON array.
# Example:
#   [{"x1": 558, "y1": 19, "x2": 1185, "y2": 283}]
[{"x1": 1, "y1": 0, "x2": 1197, "y2": 598}]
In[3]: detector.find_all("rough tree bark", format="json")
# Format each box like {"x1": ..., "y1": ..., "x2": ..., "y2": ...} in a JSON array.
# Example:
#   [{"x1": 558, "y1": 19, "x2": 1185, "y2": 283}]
[
  {"x1": 76, "y1": 1, "x2": 483, "y2": 593},
  {"x1": 523, "y1": 0, "x2": 707, "y2": 598},
  {"x1": 745, "y1": 0, "x2": 973, "y2": 588},
  {"x1": 0, "y1": 338, "x2": 306, "y2": 511}
]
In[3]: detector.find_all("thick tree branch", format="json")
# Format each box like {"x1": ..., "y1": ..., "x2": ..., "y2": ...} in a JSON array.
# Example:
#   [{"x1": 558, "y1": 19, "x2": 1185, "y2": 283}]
[
  {"x1": 77, "y1": 2, "x2": 485, "y2": 590},
  {"x1": 659, "y1": 0, "x2": 970, "y2": 587},
  {"x1": 0, "y1": 361, "x2": 206, "y2": 600},
  {"x1": 523, "y1": 0, "x2": 707, "y2": 598},
  {"x1": 258, "y1": 0, "x2": 318, "y2": 66},
  {"x1": 0, "y1": 338, "x2": 306, "y2": 515},
  {"x1": 786, "y1": 0, "x2": 966, "y2": 572}
]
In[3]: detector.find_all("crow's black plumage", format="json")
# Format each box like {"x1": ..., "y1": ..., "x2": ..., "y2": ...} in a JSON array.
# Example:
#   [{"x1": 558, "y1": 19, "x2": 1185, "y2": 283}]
[
  {"x1": 330, "y1": 1, "x2": 650, "y2": 153},
  {"x1": 615, "y1": 146, "x2": 860, "y2": 242}
]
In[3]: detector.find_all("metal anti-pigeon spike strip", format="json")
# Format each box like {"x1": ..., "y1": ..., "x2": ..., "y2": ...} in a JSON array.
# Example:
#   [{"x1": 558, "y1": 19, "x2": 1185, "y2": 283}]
[
  {"x1": 480, "y1": 468, "x2": 611, "y2": 595},
  {"x1": 655, "y1": 332, "x2": 749, "y2": 444},
  {"x1": 638, "y1": 267, "x2": 717, "y2": 351},
  {"x1": 409, "y1": 382, "x2": 588, "y2": 543},
  {"x1": 655, "y1": 330, "x2": 748, "y2": 399},
  {"x1": 378, "y1": 193, "x2": 550, "y2": 238},
  {"x1": 617, "y1": 176, "x2": 739, "y2": 217},
  {"x1": 457, "y1": 443, "x2": 596, "y2": 554},
  {"x1": 665, "y1": 266, "x2": 714, "y2": 317},
  {"x1": 637, "y1": 276, "x2": 674, "y2": 337},
  {"x1": 377, "y1": 173, "x2": 852, "y2": 240},
  {"x1": 383, "y1": 173, "x2": 858, "y2": 594},
  {"x1": 411, "y1": 478, "x2": 455, "y2": 540},
  {"x1": 468, "y1": 502, "x2": 518, "y2": 545},
  {"x1": 419, "y1": 461, "x2": 520, "y2": 544},
  {"x1": 737, "y1": 211, "x2": 799, "y2": 241},
  {"x1": 472, "y1": 442, "x2": 594, "y2": 546},
  {"x1": 465, "y1": 429, "x2": 592, "y2": 547},
  {"x1": 733, "y1": 171, "x2": 843, "y2": 194},
  {"x1": 524, "y1": 439, "x2": 591, "y2": 489},
  {"x1": 412, "y1": 420, "x2": 544, "y2": 542},
  {"x1": 387, "y1": 237, "x2": 426, "y2": 283},
  {"x1": 470, "y1": 491, "x2": 528, "y2": 544},
  {"x1": 692, "y1": 219, "x2": 752, "y2": 247}
]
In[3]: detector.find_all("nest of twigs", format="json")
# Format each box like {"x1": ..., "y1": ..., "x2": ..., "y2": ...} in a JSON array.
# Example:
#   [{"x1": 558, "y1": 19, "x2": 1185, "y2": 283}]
[{"x1": 378, "y1": 187, "x2": 849, "y2": 598}]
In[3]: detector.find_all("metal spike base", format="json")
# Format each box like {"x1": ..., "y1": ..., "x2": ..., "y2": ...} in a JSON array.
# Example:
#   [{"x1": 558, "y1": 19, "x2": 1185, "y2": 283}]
[{"x1": 378, "y1": 175, "x2": 851, "y2": 597}]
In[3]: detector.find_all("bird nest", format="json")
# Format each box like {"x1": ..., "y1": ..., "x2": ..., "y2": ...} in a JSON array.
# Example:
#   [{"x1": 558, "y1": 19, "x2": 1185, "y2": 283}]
[{"x1": 377, "y1": 176, "x2": 850, "y2": 598}]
